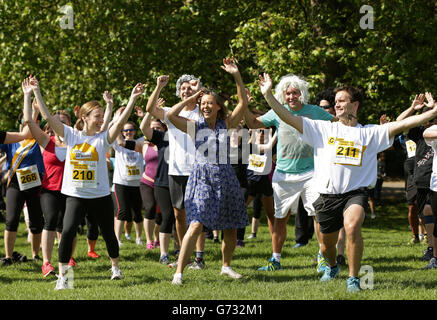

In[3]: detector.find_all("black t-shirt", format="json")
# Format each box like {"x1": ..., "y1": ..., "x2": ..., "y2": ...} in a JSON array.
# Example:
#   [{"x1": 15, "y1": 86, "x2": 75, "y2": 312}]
[
  {"x1": 230, "y1": 144, "x2": 248, "y2": 188},
  {"x1": 408, "y1": 126, "x2": 434, "y2": 188},
  {"x1": 150, "y1": 130, "x2": 169, "y2": 188}
]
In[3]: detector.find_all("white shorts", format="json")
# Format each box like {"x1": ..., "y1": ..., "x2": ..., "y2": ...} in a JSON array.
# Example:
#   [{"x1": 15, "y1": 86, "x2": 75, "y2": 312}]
[{"x1": 272, "y1": 170, "x2": 320, "y2": 219}]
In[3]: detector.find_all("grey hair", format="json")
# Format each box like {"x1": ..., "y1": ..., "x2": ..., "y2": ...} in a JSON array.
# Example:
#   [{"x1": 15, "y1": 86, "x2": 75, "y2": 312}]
[
  {"x1": 175, "y1": 74, "x2": 202, "y2": 97},
  {"x1": 273, "y1": 74, "x2": 310, "y2": 105}
]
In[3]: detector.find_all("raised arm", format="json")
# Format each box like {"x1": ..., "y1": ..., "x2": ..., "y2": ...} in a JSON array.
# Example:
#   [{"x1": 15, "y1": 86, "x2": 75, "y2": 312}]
[
  {"x1": 259, "y1": 73, "x2": 303, "y2": 133},
  {"x1": 166, "y1": 90, "x2": 201, "y2": 136},
  {"x1": 222, "y1": 57, "x2": 248, "y2": 129},
  {"x1": 108, "y1": 83, "x2": 144, "y2": 144},
  {"x1": 396, "y1": 94, "x2": 425, "y2": 121},
  {"x1": 100, "y1": 91, "x2": 114, "y2": 132},
  {"x1": 29, "y1": 76, "x2": 65, "y2": 137},
  {"x1": 145, "y1": 75, "x2": 169, "y2": 120},
  {"x1": 140, "y1": 98, "x2": 164, "y2": 140},
  {"x1": 389, "y1": 93, "x2": 437, "y2": 138},
  {"x1": 22, "y1": 79, "x2": 50, "y2": 148}
]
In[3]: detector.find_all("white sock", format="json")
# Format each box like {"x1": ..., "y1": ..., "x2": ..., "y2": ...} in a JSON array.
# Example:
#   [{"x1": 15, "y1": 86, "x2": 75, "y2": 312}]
[
  {"x1": 173, "y1": 273, "x2": 183, "y2": 280},
  {"x1": 222, "y1": 266, "x2": 232, "y2": 272},
  {"x1": 272, "y1": 253, "x2": 281, "y2": 262}
]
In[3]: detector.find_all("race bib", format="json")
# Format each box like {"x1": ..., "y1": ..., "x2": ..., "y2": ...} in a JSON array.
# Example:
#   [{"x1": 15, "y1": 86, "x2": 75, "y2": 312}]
[
  {"x1": 406, "y1": 140, "x2": 416, "y2": 158},
  {"x1": 126, "y1": 165, "x2": 141, "y2": 181},
  {"x1": 247, "y1": 154, "x2": 267, "y2": 173},
  {"x1": 333, "y1": 140, "x2": 365, "y2": 166},
  {"x1": 70, "y1": 160, "x2": 97, "y2": 188},
  {"x1": 16, "y1": 165, "x2": 41, "y2": 191}
]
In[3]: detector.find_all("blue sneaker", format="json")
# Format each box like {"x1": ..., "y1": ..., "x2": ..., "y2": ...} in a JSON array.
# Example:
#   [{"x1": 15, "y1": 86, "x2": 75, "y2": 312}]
[
  {"x1": 293, "y1": 243, "x2": 306, "y2": 249},
  {"x1": 346, "y1": 276, "x2": 361, "y2": 292},
  {"x1": 316, "y1": 253, "x2": 327, "y2": 273},
  {"x1": 258, "y1": 258, "x2": 282, "y2": 271},
  {"x1": 320, "y1": 265, "x2": 340, "y2": 281}
]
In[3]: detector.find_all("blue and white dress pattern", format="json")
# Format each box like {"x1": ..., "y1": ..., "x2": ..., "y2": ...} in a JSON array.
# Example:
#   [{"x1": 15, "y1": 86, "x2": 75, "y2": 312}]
[{"x1": 184, "y1": 117, "x2": 249, "y2": 230}]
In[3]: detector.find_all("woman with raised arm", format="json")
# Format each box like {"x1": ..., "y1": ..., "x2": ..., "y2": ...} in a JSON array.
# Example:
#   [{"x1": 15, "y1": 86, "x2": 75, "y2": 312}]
[
  {"x1": 167, "y1": 57, "x2": 249, "y2": 285},
  {"x1": 0, "y1": 83, "x2": 44, "y2": 267},
  {"x1": 29, "y1": 75, "x2": 144, "y2": 290},
  {"x1": 22, "y1": 78, "x2": 78, "y2": 277}
]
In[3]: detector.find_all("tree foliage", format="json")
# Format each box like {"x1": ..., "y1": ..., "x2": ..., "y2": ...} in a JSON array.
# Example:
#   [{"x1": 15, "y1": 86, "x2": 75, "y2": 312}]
[{"x1": 0, "y1": 0, "x2": 435, "y2": 130}]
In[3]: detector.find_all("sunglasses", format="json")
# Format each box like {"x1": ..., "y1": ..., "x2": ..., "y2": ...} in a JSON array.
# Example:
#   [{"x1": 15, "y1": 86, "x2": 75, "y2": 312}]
[
  {"x1": 122, "y1": 129, "x2": 136, "y2": 133},
  {"x1": 322, "y1": 105, "x2": 333, "y2": 110}
]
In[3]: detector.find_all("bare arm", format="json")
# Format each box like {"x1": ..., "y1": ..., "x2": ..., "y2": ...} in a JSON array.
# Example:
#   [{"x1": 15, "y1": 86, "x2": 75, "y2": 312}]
[
  {"x1": 396, "y1": 94, "x2": 425, "y2": 121},
  {"x1": 389, "y1": 93, "x2": 437, "y2": 138},
  {"x1": 29, "y1": 76, "x2": 65, "y2": 137},
  {"x1": 140, "y1": 112, "x2": 154, "y2": 141},
  {"x1": 145, "y1": 75, "x2": 169, "y2": 120},
  {"x1": 100, "y1": 91, "x2": 114, "y2": 132},
  {"x1": 166, "y1": 91, "x2": 201, "y2": 136},
  {"x1": 222, "y1": 57, "x2": 248, "y2": 129},
  {"x1": 258, "y1": 130, "x2": 277, "y2": 153},
  {"x1": 259, "y1": 73, "x2": 303, "y2": 133},
  {"x1": 108, "y1": 83, "x2": 144, "y2": 144}
]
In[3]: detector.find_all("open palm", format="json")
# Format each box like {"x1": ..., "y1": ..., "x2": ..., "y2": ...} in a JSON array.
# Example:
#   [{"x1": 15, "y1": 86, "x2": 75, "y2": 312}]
[
  {"x1": 221, "y1": 57, "x2": 239, "y2": 75},
  {"x1": 258, "y1": 73, "x2": 272, "y2": 96}
]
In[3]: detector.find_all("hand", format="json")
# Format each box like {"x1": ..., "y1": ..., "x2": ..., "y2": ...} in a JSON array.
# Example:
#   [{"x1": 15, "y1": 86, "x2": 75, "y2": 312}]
[
  {"x1": 190, "y1": 90, "x2": 203, "y2": 104},
  {"x1": 157, "y1": 97, "x2": 165, "y2": 108},
  {"x1": 411, "y1": 94, "x2": 425, "y2": 110},
  {"x1": 379, "y1": 114, "x2": 390, "y2": 124},
  {"x1": 103, "y1": 91, "x2": 113, "y2": 105},
  {"x1": 424, "y1": 92, "x2": 435, "y2": 109},
  {"x1": 221, "y1": 57, "x2": 239, "y2": 75},
  {"x1": 134, "y1": 106, "x2": 145, "y2": 118},
  {"x1": 22, "y1": 77, "x2": 33, "y2": 95},
  {"x1": 131, "y1": 83, "x2": 144, "y2": 100},
  {"x1": 245, "y1": 87, "x2": 253, "y2": 103},
  {"x1": 189, "y1": 79, "x2": 201, "y2": 92},
  {"x1": 258, "y1": 73, "x2": 272, "y2": 96},
  {"x1": 28, "y1": 75, "x2": 40, "y2": 91},
  {"x1": 157, "y1": 75, "x2": 169, "y2": 88}
]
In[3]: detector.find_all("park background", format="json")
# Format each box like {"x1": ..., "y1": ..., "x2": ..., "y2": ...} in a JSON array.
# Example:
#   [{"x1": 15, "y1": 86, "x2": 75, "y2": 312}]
[{"x1": 0, "y1": 0, "x2": 436, "y2": 301}]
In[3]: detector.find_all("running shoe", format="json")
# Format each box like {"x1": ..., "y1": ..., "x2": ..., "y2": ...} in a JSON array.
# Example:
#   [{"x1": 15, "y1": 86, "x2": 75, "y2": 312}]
[
  {"x1": 12, "y1": 251, "x2": 27, "y2": 263},
  {"x1": 146, "y1": 242, "x2": 155, "y2": 250},
  {"x1": 236, "y1": 240, "x2": 245, "y2": 248},
  {"x1": 421, "y1": 234, "x2": 428, "y2": 245},
  {"x1": 214, "y1": 237, "x2": 220, "y2": 243},
  {"x1": 125, "y1": 233, "x2": 132, "y2": 241},
  {"x1": 293, "y1": 243, "x2": 306, "y2": 249},
  {"x1": 421, "y1": 248, "x2": 433, "y2": 261},
  {"x1": 408, "y1": 236, "x2": 420, "y2": 245},
  {"x1": 346, "y1": 276, "x2": 361, "y2": 292},
  {"x1": 153, "y1": 240, "x2": 160, "y2": 248},
  {"x1": 42, "y1": 261, "x2": 55, "y2": 277},
  {"x1": 188, "y1": 258, "x2": 205, "y2": 270},
  {"x1": 317, "y1": 253, "x2": 328, "y2": 273},
  {"x1": 33, "y1": 255, "x2": 42, "y2": 261},
  {"x1": 172, "y1": 274, "x2": 183, "y2": 285},
  {"x1": 111, "y1": 266, "x2": 122, "y2": 280},
  {"x1": 87, "y1": 251, "x2": 100, "y2": 259},
  {"x1": 247, "y1": 233, "x2": 257, "y2": 239},
  {"x1": 371, "y1": 213, "x2": 376, "y2": 219},
  {"x1": 320, "y1": 265, "x2": 340, "y2": 282},
  {"x1": 424, "y1": 257, "x2": 437, "y2": 269},
  {"x1": 68, "y1": 257, "x2": 77, "y2": 268},
  {"x1": 220, "y1": 267, "x2": 243, "y2": 279},
  {"x1": 54, "y1": 275, "x2": 69, "y2": 290},
  {"x1": 159, "y1": 255, "x2": 170, "y2": 265},
  {"x1": 136, "y1": 238, "x2": 144, "y2": 246},
  {"x1": 258, "y1": 257, "x2": 281, "y2": 271},
  {"x1": 168, "y1": 260, "x2": 178, "y2": 268}
]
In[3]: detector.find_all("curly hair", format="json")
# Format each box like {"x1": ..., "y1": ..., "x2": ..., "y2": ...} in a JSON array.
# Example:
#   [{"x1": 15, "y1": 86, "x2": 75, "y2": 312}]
[
  {"x1": 175, "y1": 74, "x2": 202, "y2": 98},
  {"x1": 274, "y1": 74, "x2": 310, "y2": 105}
]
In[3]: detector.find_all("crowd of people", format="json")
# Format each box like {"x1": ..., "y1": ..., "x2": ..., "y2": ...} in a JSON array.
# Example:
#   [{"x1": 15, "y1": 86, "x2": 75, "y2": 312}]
[{"x1": 0, "y1": 57, "x2": 436, "y2": 293}]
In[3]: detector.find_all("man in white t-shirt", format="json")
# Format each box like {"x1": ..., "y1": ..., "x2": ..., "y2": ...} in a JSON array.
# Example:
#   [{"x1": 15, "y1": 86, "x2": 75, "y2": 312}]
[
  {"x1": 258, "y1": 73, "x2": 437, "y2": 292},
  {"x1": 146, "y1": 74, "x2": 207, "y2": 269}
]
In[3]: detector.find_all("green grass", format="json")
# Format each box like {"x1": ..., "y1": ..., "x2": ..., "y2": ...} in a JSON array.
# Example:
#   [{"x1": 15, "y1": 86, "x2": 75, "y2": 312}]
[{"x1": 0, "y1": 198, "x2": 435, "y2": 300}]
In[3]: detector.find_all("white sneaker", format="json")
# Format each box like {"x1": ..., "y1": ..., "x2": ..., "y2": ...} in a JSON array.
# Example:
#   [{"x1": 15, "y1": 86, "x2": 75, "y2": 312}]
[
  {"x1": 118, "y1": 241, "x2": 123, "y2": 247},
  {"x1": 172, "y1": 273, "x2": 183, "y2": 285},
  {"x1": 220, "y1": 267, "x2": 243, "y2": 279},
  {"x1": 54, "y1": 276, "x2": 68, "y2": 290},
  {"x1": 111, "y1": 267, "x2": 123, "y2": 280},
  {"x1": 136, "y1": 238, "x2": 144, "y2": 246},
  {"x1": 125, "y1": 233, "x2": 132, "y2": 241},
  {"x1": 371, "y1": 213, "x2": 376, "y2": 219}
]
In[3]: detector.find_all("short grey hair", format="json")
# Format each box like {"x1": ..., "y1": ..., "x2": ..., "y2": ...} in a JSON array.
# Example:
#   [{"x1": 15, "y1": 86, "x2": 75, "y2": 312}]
[
  {"x1": 175, "y1": 74, "x2": 202, "y2": 97},
  {"x1": 274, "y1": 74, "x2": 310, "y2": 105}
]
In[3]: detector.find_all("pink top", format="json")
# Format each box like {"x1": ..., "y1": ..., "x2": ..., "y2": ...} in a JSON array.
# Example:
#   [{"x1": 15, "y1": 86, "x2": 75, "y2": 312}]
[
  {"x1": 42, "y1": 136, "x2": 65, "y2": 191},
  {"x1": 141, "y1": 143, "x2": 158, "y2": 188}
]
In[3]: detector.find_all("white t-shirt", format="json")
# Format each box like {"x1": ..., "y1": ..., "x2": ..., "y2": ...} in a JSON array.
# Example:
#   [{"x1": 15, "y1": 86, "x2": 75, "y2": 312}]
[
  {"x1": 425, "y1": 125, "x2": 437, "y2": 192},
  {"x1": 61, "y1": 125, "x2": 113, "y2": 199},
  {"x1": 113, "y1": 137, "x2": 144, "y2": 187},
  {"x1": 301, "y1": 118, "x2": 393, "y2": 194},
  {"x1": 163, "y1": 106, "x2": 200, "y2": 176}
]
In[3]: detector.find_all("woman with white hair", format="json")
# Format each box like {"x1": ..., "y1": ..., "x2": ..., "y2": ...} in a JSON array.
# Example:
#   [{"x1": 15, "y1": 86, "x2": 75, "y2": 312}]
[{"x1": 244, "y1": 73, "x2": 334, "y2": 272}]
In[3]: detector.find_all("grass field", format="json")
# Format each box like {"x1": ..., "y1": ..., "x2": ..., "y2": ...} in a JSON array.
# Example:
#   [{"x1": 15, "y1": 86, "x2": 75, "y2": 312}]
[{"x1": 0, "y1": 197, "x2": 435, "y2": 301}]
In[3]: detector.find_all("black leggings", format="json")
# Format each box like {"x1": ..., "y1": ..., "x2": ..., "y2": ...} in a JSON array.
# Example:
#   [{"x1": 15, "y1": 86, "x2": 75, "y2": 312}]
[
  {"x1": 154, "y1": 186, "x2": 174, "y2": 234},
  {"x1": 140, "y1": 182, "x2": 157, "y2": 220},
  {"x1": 40, "y1": 188, "x2": 66, "y2": 232},
  {"x1": 5, "y1": 179, "x2": 44, "y2": 234},
  {"x1": 58, "y1": 195, "x2": 119, "y2": 263},
  {"x1": 114, "y1": 184, "x2": 143, "y2": 223}
]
